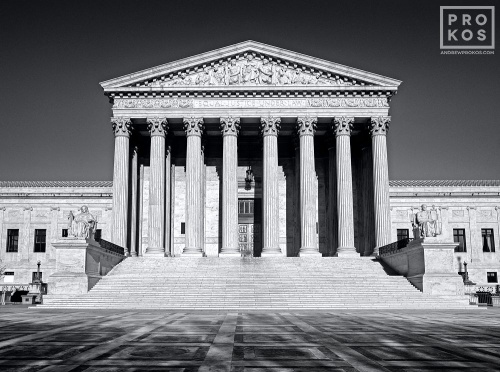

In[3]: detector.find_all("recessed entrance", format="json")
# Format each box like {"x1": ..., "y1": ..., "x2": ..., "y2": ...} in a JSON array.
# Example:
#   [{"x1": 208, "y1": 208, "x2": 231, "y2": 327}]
[{"x1": 238, "y1": 199, "x2": 262, "y2": 257}]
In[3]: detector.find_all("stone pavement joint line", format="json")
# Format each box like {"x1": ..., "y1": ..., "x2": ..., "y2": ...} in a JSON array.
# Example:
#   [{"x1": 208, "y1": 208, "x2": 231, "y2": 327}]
[{"x1": 0, "y1": 309, "x2": 499, "y2": 371}]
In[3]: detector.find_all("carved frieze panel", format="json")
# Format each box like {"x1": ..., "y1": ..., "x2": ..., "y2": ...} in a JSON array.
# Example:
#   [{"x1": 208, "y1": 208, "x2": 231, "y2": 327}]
[
  {"x1": 129, "y1": 53, "x2": 371, "y2": 88},
  {"x1": 477, "y1": 209, "x2": 495, "y2": 221},
  {"x1": 113, "y1": 97, "x2": 389, "y2": 110},
  {"x1": 394, "y1": 209, "x2": 411, "y2": 221}
]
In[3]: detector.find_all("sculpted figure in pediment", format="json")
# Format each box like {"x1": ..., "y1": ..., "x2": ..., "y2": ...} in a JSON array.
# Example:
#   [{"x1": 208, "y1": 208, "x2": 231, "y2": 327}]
[
  {"x1": 258, "y1": 59, "x2": 274, "y2": 84},
  {"x1": 226, "y1": 60, "x2": 241, "y2": 85},
  {"x1": 195, "y1": 67, "x2": 210, "y2": 85},
  {"x1": 242, "y1": 55, "x2": 260, "y2": 84}
]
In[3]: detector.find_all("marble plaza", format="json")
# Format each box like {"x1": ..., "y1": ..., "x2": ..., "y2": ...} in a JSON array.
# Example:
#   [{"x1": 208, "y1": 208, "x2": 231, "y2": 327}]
[
  {"x1": 0, "y1": 308, "x2": 500, "y2": 371},
  {"x1": 0, "y1": 41, "x2": 499, "y2": 307}
]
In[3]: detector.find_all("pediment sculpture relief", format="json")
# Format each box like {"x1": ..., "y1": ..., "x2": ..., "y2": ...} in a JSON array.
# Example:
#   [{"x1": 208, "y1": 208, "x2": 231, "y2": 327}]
[
  {"x1": 136, "y1": 54, "x2": 366, "y2": 88},
  {"x1": 67, "y1": 205, "x2": 97, "y2": 239}
]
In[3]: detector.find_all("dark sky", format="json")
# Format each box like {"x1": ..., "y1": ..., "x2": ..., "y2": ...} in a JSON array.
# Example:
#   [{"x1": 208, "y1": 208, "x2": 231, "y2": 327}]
[{"x1": 0, "y1": 0, "x2": 498, "y2": 181}]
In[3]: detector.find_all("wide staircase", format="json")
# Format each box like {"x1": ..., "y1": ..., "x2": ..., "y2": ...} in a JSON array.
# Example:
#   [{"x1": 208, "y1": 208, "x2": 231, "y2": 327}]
[{"x1": 39, "y1": 257, "x2": 470, "y2": 309}]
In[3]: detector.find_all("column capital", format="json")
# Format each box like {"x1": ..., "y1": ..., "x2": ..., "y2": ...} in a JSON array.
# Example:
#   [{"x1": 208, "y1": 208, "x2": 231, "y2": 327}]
[
  {"x1": 261, "y1": 116, "x2": 281, "y2": 137},
  {"x1": 147, "y1": 117, "x2": 168, "y2": 137},
  {"x1": 296, "y1": 116, "x2": 317, "y2": 137},
  {"x1": 220, "y1": 117, "x2": 240, "y2": 137},
  {"x1": 184, "y1": 117, "x2": 204, "y2": 137},
  {"x1": 333, "y1": 116, "x2": 354, "y2": 137},
  {"x1": 111, "y1": 117, "x2": 132, "y2": 138},
  {"x1": 370, "y1": 116, "x2": 391, "y2": 136}
]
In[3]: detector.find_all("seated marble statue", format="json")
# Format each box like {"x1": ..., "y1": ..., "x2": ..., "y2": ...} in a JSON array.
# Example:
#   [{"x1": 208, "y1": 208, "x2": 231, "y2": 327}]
[
  {"x1": 412, "y1": 204, "x2": 441, "y2": 238},
  {"x1": 68, "y1": 205, "x2": 97, "y2": 239}
]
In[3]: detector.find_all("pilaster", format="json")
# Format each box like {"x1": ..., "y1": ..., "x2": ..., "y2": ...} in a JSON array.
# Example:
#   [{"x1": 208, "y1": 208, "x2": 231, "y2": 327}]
[{"x1": 130, "y1": 146, "x2": 138, "y2": 257}]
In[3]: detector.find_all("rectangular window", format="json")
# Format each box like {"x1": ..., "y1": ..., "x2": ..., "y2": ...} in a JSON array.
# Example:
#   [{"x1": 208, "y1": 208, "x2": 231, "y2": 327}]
[
  {"x1": 6, "y1": 229, "x2": 19, "y2": 252},
  {"x1": 453, "y1": 229, "x2": 467, "y2": 252},
  {"x1": 94, "y1": 229, "x2": 102, "y2": 241},
  {"x1": 34, "y1": 229, "x2": 46, "y2": 253},
  {"x1": 397, "y1": 229, "x2": 409, "y2": 241},
  {"x1": 32, "y1": 272, "x2": 42, "y2": 283},
  {"x1": 62, "y1": 229, "x2": 68, "y2": 237},
  {"x1": 181, "y1": 222, "x2": 185, "y2": 235},
  {"x1": 482, "y1": 229, "x2": 495, "y2": 252},
  {"x1": 3, "y1": 272, "x2": 14, "y2": 283},
  {"x1": 487, "y1": 272, "x2": 498, "y2": 283}
]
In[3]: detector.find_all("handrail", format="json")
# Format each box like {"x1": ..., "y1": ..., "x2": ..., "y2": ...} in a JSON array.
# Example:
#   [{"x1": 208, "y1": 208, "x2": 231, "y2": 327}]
[
  {"x1": 95, "y1": 238, "x2": 125, "y2": 256},
  {"x1": 379, "y1": 238, "x2": 414, "y2": 256}
]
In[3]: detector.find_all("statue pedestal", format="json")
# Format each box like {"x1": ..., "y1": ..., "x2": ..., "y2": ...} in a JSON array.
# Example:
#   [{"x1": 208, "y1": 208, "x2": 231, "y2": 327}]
[
  {"x1": 405, "y1": 238, "x2": 464, "y2": 296},
  {"x1": 46, "y1": 238, "x2": 124, "y2": 301},
  {"x1": 47, "y1": 238, "x2": 100, "y2": 297}
]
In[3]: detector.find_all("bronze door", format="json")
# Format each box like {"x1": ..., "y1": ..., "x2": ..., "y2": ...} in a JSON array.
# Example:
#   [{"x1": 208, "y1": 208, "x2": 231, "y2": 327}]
[{"x1": 238, "y1": 199, "x2": 262, "y2": 257}]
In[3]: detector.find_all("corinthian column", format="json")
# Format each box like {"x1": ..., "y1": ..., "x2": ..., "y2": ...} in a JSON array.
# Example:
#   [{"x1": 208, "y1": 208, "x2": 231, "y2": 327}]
[
  {"x1": 297, "y1": 117, "x2": 321, "y2": 257},
  {"x1": 111, "y1": 117, "x2": 131, "y2": 249},
  {"x1": 334, "y1": 116, "x2": 358, "y2": 257},
  {"x1": 183, "y1": 117, "x2": 204, "y2": 257},
  {"x1": 370, "y1": 116, "x2": 391, "y2": 256},
  {"x1": 219, "y1": 117, "x2": 240, "y2": 257},
  {"x1": 261, "y1": 116, "x2": 282, "y2": 256},
  {"x1": 146, "y1": 117, "x2": 167, "y2": 256}
]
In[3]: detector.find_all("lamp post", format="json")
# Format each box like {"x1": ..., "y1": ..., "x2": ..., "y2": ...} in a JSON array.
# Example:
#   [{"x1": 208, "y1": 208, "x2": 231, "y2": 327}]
[{"x1": 35, "y1": 261, "x2": 41, "y2": 284}]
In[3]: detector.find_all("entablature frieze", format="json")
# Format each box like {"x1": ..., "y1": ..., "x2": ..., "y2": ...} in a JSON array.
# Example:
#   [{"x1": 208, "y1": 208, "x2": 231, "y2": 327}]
[{"x1": 112, "y1": 97, "x2": 389, "y2": 111}]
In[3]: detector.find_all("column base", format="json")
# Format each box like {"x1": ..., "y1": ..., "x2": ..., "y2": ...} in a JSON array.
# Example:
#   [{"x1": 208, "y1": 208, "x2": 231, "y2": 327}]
[
  {"x1": 145, "y1": 247, "x2": 166, "y2": 257},
  {"x1": 130, "y1": 251, "x2": 138, "y2": 257},
  {"x1": 261, "y1": 249, "x2": 283, "y2": 257},
  {"x1": 336, "y1": 247, "x2": 361, "y2": 258},
  {"x1": 298, "y1": 248, "x2": 322, "y2": 258},
  {"x1": 219, "y1": 252, "x2": 241, "y2": 258}
]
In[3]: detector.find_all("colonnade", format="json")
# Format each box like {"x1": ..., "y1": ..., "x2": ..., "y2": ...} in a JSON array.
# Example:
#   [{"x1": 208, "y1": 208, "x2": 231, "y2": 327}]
[{"x1": 110, "y1": 116, "x2": 392, "y2": 257}]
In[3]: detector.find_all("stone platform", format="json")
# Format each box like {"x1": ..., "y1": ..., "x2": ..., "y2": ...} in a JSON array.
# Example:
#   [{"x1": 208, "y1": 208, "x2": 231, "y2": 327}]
[
  {"x1": 0, "y1": 308, "x2": 498, "y2": 371},
  {"x1": 39, "y1": 257, "x2": 469, "y2": 309}
]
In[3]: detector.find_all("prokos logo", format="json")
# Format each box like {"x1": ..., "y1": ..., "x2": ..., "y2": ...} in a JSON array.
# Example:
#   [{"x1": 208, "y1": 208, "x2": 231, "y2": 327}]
[{"x1": 440, "y1": 6, "x2": 495, "y2": 49}]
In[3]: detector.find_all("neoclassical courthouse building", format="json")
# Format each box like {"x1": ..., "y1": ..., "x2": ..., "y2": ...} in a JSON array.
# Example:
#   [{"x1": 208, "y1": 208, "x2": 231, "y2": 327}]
[{"x1": 1, "y1": 41, "x2": 499, "y2": 290}]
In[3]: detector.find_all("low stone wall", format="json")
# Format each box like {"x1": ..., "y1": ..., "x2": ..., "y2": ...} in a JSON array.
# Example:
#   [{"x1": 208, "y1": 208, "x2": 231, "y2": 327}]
[
  {"x1": 380, "y1": 238, "x2": 465, "y2": 296},
  {"x1": 47, "y1": 238, "x2": 124, "y2": 297}
]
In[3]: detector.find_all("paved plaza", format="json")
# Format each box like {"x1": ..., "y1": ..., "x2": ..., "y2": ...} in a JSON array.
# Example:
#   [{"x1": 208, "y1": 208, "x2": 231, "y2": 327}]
[{"x1": 0, "y1": 308, "x2": 499, "y2": 371}]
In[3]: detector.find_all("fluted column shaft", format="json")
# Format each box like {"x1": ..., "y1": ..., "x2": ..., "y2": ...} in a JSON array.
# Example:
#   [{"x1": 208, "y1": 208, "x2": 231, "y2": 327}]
[
  {"x1": 164, "y1": 144, "x2": 172, "y2": 256},
  {"x1": 111, "y1": 118, "x2": 131, "y2": 249},
  {"x1": 220, "y1": 117, "x2": 240, "y2": 256},
  {"x1": 183, "y1": 117, "x2": 204, "y2": 256},
  {"x1": 261, "y1": 117, "x2": 281, "y2": 256},
  {"x1": 371, "y1": 116, "x2": 392, "y2": 256},
  {"x1": 130, "y1": 146, "x2": 138, "y2": 257},
  {"x1": 327, "y1": 140, "x2": 338, "y2": 256},
  {"x1": 146, "y1": 117, "x2": 167, "y2": 255},
  {"x1": 297, "y1": 117, "x2": 320, "y2": 256},
  {"x1": 334, "y1": 117, "x2": 358, "y2": 256}
]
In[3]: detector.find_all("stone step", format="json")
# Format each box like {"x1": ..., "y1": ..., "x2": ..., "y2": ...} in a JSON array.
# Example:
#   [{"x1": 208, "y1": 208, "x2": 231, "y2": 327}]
[{"x1": 38, "y1": 257, "x2": 469, "y2": 310}]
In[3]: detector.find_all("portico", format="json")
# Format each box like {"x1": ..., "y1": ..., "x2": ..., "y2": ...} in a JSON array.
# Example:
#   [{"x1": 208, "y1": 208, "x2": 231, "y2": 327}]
[{"x1": 102, "y1": 41, "x2": 401, "y2": 258}]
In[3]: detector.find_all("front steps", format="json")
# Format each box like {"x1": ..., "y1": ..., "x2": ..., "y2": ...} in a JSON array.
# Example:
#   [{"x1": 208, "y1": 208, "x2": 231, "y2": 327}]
[{"x1": 39, "y1": 257, "x2": 470, "y2": 309}]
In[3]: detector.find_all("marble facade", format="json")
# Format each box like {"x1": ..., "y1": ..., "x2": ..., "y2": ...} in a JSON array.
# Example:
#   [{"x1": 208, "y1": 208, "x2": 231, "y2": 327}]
[{"x1": 0, "y1": 42, "x2": 499, "y2": 289}]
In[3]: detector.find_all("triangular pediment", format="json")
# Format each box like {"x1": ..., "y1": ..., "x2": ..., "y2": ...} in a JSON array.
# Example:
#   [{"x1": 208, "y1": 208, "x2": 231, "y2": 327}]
[{"x1": 101, "y1": 41, "x2": 401, "y2": 90}]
